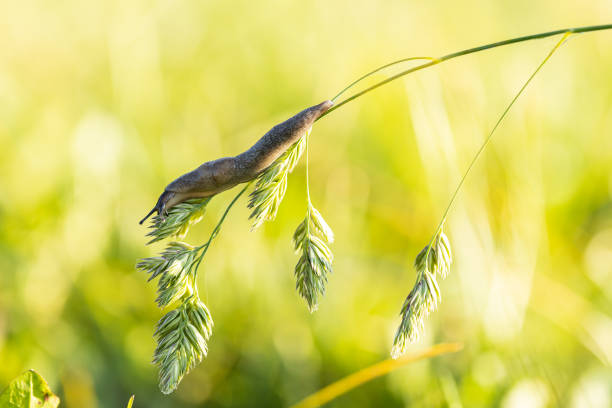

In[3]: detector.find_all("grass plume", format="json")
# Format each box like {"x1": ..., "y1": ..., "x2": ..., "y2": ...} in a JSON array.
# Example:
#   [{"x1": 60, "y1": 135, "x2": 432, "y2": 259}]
[{"x1": 391, "y1": 31, "x2": 573, "y2": 357}]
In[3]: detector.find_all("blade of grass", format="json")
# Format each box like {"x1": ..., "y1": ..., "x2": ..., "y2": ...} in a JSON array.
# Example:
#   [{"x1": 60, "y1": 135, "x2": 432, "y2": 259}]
[{"x1": 290, "y1": 342, "x2": 463, "y2": 408}]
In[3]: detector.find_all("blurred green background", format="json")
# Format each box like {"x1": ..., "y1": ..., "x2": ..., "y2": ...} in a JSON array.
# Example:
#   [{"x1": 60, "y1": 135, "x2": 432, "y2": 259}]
[{"x1": 1, "y1": 1, "x2": 612, "y2": 407}]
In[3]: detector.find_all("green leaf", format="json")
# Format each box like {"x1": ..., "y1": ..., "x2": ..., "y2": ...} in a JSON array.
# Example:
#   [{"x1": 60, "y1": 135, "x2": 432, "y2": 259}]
[{"x1": 0, "y1": 370, "x2": 60, "y2": 408}]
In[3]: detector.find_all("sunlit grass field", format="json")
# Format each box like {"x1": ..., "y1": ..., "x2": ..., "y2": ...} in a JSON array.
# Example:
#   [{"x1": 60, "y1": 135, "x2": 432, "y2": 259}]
[{"x1": 1, "y1": 1, "x2": 612, "y2": 407}]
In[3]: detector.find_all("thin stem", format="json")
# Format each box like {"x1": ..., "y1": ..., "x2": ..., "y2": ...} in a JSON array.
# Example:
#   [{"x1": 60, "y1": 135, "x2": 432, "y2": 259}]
[
  {"x1": 317, "y1": 24, "x2": 612, "y2": 121},
  {"x1": 424, "y1": 31, "x2": 572, "y2": 260},
  {"x1": 191, "y1": 182, "x2": 252, "y2": 282},
  {"x1": 331, "y1": 57, "x2": 437, "y2": 103},
  {"x1": 305, "y1": 131, "x2": 312, "y2": 205},
  {"x1": 305, "y1": 130, "x2": 312, "y2": 233}
]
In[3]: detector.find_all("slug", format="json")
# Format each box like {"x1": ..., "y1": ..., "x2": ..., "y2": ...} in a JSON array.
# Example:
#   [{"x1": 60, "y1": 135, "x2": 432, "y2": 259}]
[{"x1": 140, "y1": 100, "x2": 333, "y2": 224}]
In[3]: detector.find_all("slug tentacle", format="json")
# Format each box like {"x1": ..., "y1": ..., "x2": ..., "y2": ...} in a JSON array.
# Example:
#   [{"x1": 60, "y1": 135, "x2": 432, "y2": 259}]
[
  {"x1": 140, "y1": 100, "x2": 332, "y2": 223},
  {"x1": 139, "y1": 190, "x2": 176, "y2": 225}
]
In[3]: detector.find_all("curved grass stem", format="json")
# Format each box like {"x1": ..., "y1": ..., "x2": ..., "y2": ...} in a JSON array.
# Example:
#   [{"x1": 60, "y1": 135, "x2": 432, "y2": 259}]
[
  {"x1": 331, "y1": 56, "x2": 437, "y2": 103},
  {"x1": 422, "y1": 31, "x2": 573, "y2": 264},
  {"x1": 318, "y1": 24, "x2": 612, "y2": 120},
  {"x1": 305, "y1": 130, "x2": 312, "y2": 233}
]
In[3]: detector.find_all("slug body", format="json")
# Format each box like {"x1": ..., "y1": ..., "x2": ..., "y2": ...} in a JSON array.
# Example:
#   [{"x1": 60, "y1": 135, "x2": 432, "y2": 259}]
[{"x1": 140, "y1": 100, "x2": 333, "y2": 224}]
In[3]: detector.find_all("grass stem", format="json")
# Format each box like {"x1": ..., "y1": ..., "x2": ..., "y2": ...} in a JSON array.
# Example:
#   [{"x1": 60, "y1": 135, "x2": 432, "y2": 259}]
[
  {"x1": 192, "y1": 182, "x2": 252, "y2": 282},
  {"x1": 422, "y1": 31, "x2": 573, "y2": 263},
  {"x1": 318, "y1": 24, "x2": 612, "y2": 120}
]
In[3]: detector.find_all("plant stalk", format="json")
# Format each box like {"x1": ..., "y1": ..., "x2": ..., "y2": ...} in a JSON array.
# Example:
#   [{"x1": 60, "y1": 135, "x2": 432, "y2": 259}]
[
  {"x1": 422, "y1": 32, "x2": 572, "y2": 263},
  {"x1": 191, "y1": 182, "x2": 252, "y2": 283}
]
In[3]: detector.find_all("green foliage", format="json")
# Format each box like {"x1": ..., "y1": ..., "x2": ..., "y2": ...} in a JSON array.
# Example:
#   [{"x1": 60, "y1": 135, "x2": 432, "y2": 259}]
[
  {"x1": 293, "y1": 203, "x2": 335, "y2": 312},
  {"x1": 0, "y1": 370, "x2": 60, "y2": 408},
  {"x1": 248, "y1": 131, "x2": 308, "y2": 229}
]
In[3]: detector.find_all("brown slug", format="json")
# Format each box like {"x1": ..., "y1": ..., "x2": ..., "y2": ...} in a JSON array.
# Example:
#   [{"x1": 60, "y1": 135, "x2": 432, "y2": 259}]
[{"x1": 140, "y1": 100, "x2": 333, "y2": 224}]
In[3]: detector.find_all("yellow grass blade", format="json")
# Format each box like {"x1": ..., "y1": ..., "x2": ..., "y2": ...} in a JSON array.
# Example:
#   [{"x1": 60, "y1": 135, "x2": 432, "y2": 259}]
[
  {"x1": 531, "y1": 275, "x2": 612, "y2": 365},
  {"x1": 290, "y1": 342, "x2": 463, "y2": 408}
]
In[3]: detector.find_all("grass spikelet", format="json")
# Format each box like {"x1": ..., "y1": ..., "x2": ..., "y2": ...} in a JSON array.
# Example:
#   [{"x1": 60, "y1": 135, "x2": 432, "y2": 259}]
[
  {"x1": 391, "y1": 226, "x2": 452, "y2": 358},
  {"x1": 293, "y1": 202, "x2": 334, "y2": 312},
  {"x1": 137, "y1": 241, "x2": 199, "y2": 308},
  {"x1": 248, "y1": 130, "x2": 309, "y2": 230},
  {"x1": 146, "y1": 198, "x2": 212, "y2": 244},
  {"x1": 153, "y1": 298, "x2": 214, "y2": 394}
]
